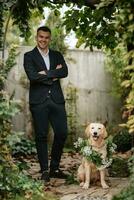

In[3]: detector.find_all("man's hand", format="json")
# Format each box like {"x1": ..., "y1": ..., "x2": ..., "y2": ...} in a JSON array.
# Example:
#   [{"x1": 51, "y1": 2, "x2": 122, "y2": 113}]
[
  {"x1": 38, "y1": 65, "x2": 62, "y2": 81},
  {"x1": 56, "y1": 64, "x2": 62, "y2": 69},
  {"x1": 38, "y1": 70, "x2": 46, "y2": 75},
  {"x1": 53, "y1": 64, "x2": 62, "y2": 81}
]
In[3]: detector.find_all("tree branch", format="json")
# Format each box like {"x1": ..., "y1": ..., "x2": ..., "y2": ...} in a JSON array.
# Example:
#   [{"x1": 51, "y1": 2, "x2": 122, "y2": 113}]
[
  {"x1": 2, "y1": 3, "x2": 17, "y2": 61},
  {"x1": 46, "y1": 0, "x2": 100, "y2": 8}
]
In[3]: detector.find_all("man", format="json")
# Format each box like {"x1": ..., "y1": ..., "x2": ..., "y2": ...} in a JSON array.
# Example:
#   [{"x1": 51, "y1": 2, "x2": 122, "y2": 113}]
[{"x1": 23, "y1": 26, "x2": 68, "y2": 182}]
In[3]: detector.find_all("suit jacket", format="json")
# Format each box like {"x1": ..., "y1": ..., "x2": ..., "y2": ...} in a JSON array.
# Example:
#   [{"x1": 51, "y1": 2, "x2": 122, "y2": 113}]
[{"x1": 23, "y1": 47, "x2": 68, "y2": 105}]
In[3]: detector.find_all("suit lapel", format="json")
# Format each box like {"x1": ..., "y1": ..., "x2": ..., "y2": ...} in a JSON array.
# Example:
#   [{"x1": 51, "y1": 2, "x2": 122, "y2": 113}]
[
  {"x1": 49, "y1": 49, "x2": 55, "y2": 70},
  {"x1": 33, "y1": 47, "x2": 47, "y2": 70}
]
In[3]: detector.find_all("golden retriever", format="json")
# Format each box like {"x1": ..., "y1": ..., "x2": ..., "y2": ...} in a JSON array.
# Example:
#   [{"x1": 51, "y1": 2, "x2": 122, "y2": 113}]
[{"x1": 77, "y1": 122, "x2": 109, "y2": 189}]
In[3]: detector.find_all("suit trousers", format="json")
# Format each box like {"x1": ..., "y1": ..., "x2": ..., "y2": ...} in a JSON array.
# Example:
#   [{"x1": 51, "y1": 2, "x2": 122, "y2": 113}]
[{"x1": 30, "y1": 96, "x2": 68, "y2": 172}]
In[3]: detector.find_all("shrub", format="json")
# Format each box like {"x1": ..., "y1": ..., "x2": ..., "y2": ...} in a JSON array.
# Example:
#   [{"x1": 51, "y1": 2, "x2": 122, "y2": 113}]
[
  {"x1": 113, "y1": 129, "x2": 132, "y2": 153},
  {"x1": 0, "y1": 165, "x2": 58, "y2": 200},
  {"x1": 108, "y1": 157, "x2": 130, "y2": 177},
  {"x1": 0, "y1": 46, "x2": 58, "y2": 200},
  {"x1": 7, "y1": 132, "x2": 36, "y2": 157},
  {"x1": 112, "y1": 154, "x2": 134, "y2": 200}
]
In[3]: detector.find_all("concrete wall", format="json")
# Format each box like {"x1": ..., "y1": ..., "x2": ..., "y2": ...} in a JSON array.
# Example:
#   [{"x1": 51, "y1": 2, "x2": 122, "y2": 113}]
[{"x1": 6, "y1": 47, "x2": 121, "y2": 136}]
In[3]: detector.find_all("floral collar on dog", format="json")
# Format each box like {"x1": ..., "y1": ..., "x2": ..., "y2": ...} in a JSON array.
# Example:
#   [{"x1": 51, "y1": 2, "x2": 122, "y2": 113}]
[{"x1": 74, "y1": 137, "x2": 116, "y2": 170}]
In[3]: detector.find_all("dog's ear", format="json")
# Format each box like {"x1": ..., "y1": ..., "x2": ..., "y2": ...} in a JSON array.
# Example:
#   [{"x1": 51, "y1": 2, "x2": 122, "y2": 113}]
[
  {"x1": 102, "y1": 125, "x2": 108, "y2": 139},
  {"x1": 85, "y1": 124, "x2": 91, "y2": 138},
  {"x1": 103, "y1": 120, "x2": 108, "y2": 127}
]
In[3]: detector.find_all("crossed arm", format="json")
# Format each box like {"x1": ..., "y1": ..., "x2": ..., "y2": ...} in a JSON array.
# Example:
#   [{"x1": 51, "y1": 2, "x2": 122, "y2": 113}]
[
  {"x1": 38, "y1": 64, "x2": 62, "y2": 81},
  {"x1": 24, "y1": 53, "x2": 68, "y2": 85}
]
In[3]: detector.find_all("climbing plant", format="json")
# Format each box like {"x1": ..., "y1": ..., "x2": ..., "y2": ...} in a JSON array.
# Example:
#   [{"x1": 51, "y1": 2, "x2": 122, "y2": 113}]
[
  {"x1": 0, "y1": 45, "x2": 58, "y2": 200},
  {"x1": 65, "y1": 82, "x2": 78, "y2": 147}
]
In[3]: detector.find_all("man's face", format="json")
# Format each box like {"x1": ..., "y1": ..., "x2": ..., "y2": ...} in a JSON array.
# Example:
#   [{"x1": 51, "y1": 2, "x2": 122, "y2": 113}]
[{"x1": 36, "y1": 30, "x2": 51, "y2": 50}]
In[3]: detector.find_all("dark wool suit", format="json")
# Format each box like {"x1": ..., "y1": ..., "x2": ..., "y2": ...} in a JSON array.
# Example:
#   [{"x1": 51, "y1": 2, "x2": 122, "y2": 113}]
[{"x1": 24, "y1": 47, "x2": 68, "y2": 172}]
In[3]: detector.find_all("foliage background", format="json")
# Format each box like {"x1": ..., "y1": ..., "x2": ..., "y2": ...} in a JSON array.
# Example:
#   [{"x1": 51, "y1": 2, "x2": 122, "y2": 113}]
[{"x1": 0, "y1": 0, "x2": 134, "y2": 199}]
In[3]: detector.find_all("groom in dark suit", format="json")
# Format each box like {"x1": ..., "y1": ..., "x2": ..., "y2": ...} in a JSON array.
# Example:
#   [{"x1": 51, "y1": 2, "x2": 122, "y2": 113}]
[{"x1": 23, "y1": 26, "x2": 68, "y2": 182}]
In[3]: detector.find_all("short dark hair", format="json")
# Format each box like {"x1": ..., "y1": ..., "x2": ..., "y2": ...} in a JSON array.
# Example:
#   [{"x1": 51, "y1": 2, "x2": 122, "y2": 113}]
[{"x1": 37, "y1": 26, "x2": 51, "y2": 34}]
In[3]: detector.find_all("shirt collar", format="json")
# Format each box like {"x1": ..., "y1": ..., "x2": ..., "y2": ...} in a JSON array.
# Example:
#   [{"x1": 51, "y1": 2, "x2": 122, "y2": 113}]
[{"x1": 37, "y1": 47, "x2": 49, "y2": 57}]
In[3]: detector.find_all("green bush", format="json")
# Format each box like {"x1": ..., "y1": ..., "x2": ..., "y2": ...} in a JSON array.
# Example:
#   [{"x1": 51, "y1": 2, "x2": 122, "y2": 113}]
[
  {"x1": 113, "y1": 129, "x2": 132, "y2": 153},
  {"x1": 0, "y1": 46, "x2": 58, "y2": 200},
  {"x1": 112, "y1": 154, "x2": 134, "y2": 200},
  {"x1": 0, "y1": 164, "x2": 58, "y2": 200},
  {"x1": 13, "y1": 138, "x2": 36, "y2": 156},
  {"x1": 108, "y1": 157, "x2": 130, "y2": 177},
  {"x1": 8, "y1": 133, "x2": 36, "y2": 157}
]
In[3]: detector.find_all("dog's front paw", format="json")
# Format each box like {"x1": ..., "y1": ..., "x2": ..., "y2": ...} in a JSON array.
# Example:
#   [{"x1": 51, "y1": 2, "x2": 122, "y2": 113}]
[
  {"x1": 80, "y1": 182, "x2": 84, "y2": 187},
  {"x1": 102, "y1": 183, "x2": 109, "y2": 189},
  {"x1": 82, "y1": 183, "x2": 89, "y2": 189}
]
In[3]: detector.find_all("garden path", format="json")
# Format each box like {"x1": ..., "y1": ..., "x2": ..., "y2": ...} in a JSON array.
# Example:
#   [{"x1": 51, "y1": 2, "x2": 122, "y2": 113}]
[{"x1": 27, "y1": 152, "x2": 129, "y2": 200}]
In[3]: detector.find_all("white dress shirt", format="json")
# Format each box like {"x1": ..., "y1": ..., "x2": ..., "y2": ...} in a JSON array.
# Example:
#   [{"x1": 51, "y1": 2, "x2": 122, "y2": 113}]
[{"x1": 37, "y1": 47, "x2": 50, "y2": 70}]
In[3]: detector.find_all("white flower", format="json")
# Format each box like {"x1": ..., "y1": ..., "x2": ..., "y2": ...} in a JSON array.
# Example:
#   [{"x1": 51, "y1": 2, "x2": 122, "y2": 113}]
[
  {"x1": 74, "y1": 137, "x2": 84, "y2": 148},
  {"x1": 110, "y1": 146, "x2": 115, "y2": 153},
  {"x1": 74, "y1": 137, "x2": 115, "y2": 170},
  {"x1": 82, "y1": 146, "x2": 92, "y2": 156},
  {"x1": 109, "y1": 143, "x2": 117, "y2": 153},
  {"x1": 98, "y1": 158, "x2": 113, "y2": 170},
  {"x1": 101, "y1": 158, "x2": 107, "y2": 165},
  {"x1": 74, "y1": 141, "x2": 78, "y2": 148},
  {"x1": 78, "y1": 137, "x2": 84, "y2": 144}
]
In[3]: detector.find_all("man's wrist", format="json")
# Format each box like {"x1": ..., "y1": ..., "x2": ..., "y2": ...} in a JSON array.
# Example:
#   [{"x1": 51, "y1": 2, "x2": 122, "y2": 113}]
[{"x1": 38, "y1": 70, "x2": 46, "y2": 75}]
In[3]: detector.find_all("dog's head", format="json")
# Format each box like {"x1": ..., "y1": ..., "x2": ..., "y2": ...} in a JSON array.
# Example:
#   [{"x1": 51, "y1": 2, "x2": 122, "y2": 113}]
[{"x1": 85, "y1": 122, "x2": 108, "y2": 141}]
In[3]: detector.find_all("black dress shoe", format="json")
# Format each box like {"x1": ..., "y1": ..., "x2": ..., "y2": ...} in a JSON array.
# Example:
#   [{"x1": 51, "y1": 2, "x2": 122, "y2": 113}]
[
  {"x1": 41, "y1": 170, "x2": 50, "y2": 182},
  {"x1": 49, "y1": 169, "x2": 68, "y2": 179}
]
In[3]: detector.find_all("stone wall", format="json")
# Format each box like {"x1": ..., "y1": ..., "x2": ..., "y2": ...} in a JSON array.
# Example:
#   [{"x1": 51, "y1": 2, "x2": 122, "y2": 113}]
[{"x1": 6, "y1": 47, "x2": 121, "y2": 138}]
